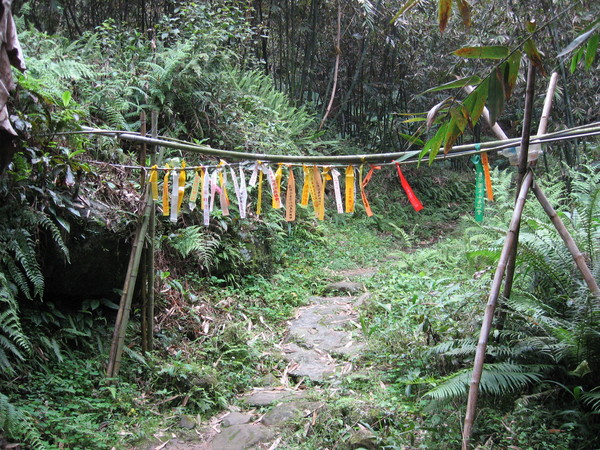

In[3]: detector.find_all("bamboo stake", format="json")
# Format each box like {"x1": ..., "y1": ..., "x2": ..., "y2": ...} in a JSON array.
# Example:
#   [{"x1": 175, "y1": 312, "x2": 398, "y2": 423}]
[
  {"x1": 139, "y1": 111, "x2": 147, "y2": 188},
  {"x1": 145, "y1": 110, "x2": 160, "y2": 352},
  {"x1": 462, "y1": 170, "x2": 534, "y2": 449},
  {"x1": 107, "y1": 185, "x2": 154, "y2": 378},
  {"x1": 537, "y1": 72, "x2": 559, "y2": 138},
  {"x1": 500, "y1": 62, "x2": 536, "y2": 308},
  {"x1": 140, "y1": 112, "x2": 149, "y2": 353},
  {"x1": 531, "y1": 181, "x2": 600, "y2": 299}
]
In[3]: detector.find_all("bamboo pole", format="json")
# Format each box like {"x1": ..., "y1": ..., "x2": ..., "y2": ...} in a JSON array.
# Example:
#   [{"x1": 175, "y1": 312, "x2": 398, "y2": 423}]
[
  {"x1": 500, "y1": 62, "x2": 536, "y2": 308},
  {"x1": 462, "y1": 170, "x2": 534, "y2": 449},
  {"x1": 74, "y1": 123, "x2": 600, "y2": 164},
  {"x1": 145, "y1": 110, "x2": 160, "y2": 352},
  {"x1": 139, "y1": 111, "x2": 147, "y2": 188},
  {"x1": 531, "y1": 181, "x2": 600, "y2": 300},
  {"x1": 107, "y1": 185, "x2": 154, "y2": 378},
  {"x1": 319, "y1": 3, "x2": 341, "y2": 130},
  {"x1": 140, "y1": 112, "x2": 149, "y2": 353}
]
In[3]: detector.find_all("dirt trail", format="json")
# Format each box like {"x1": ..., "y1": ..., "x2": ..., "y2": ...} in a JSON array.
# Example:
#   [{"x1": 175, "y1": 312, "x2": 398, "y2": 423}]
[{"x1": 149, "y1": 269, "x2": 376, "y2": 450}]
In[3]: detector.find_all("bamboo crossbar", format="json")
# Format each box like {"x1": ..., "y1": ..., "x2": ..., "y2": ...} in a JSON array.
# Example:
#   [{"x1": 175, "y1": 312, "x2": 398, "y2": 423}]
[{"x1": 74, "y1": 123, "x2": 600, "y2": 165}]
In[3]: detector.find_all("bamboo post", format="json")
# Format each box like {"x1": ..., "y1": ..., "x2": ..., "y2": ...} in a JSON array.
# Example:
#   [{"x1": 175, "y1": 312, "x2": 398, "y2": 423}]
[
  {"x1": 500, "y1": 62, "x2": 536, "y2": 306},
  {"x1": 140, "y1": 112, "x2": 149, "y2": 353},
  {"x1": 107, "y1": 185, "x2": 154, "y2": 378},
  {"x1": 144, "y1": 110, "x2": 160, "y2": 352},
  {"x1": 462, "y1": 170, "x2": 534, "y2": 449},
  {"x1": 139, "y1": 111, "x2": 147, "y2": 188},
  {"x1": 531, "y1": 181, "x2": 600, "y2": 300}
]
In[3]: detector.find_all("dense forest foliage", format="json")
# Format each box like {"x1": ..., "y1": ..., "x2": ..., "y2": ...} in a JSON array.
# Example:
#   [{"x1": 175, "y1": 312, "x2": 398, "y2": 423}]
[{"x1": 1, "y1": 0, "x2": 599, "y2": 448}]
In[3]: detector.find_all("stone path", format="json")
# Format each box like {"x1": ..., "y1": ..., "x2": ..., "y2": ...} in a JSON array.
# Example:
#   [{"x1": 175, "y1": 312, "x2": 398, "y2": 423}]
[{"x1": 148, "y1": 269, "x2": 375, "y2": 450}]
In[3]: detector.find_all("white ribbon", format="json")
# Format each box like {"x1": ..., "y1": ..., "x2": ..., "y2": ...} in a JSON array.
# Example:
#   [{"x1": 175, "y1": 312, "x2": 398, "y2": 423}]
[
  {"x1": 239, "y1": 166, "x2": 248, "y2": 218},
  {"x1": 169, "y1": 169, "x2": 179, "y2": 223},
  {"x1": 262, "y1": 164, "x2": 282, "y2": 209},
  {"x1": 331, "y1": 168, "x2": 343, "y2": 214},
  {"x1": 248, "y1": 162, "x2": 259, "y2": 187},
  {"x1": 203, "y1": 168, "x2": 211, "y2": 226},
  {"x1": 230, "y1": 166, "x2": 242, "y2": 215}
]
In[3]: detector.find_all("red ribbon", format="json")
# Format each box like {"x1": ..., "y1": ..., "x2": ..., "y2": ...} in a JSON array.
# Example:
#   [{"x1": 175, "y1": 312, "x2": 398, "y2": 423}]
[{"x1": 395, "y1": 163, "x2": 423, "y2": 212}]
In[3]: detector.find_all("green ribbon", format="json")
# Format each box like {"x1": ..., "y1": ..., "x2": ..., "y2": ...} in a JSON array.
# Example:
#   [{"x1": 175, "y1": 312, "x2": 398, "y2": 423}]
[{"x1": 471, "y1": 154, "x2": 485, "y2": 223}]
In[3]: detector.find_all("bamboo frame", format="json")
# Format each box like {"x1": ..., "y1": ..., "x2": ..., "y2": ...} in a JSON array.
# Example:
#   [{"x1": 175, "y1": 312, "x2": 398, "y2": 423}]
[
  {"x1": 107, "y1": 185, "x2": 154, "y2": 378},
  {"x1": 462, "y1": 170, "x2": 534, "y2": 449},
  {"x1": 531, "y1": 181, "x2": 600, "y2": 299},
  {"x1": 77, "y1": 123, "x2": 600, "y2": 165}
]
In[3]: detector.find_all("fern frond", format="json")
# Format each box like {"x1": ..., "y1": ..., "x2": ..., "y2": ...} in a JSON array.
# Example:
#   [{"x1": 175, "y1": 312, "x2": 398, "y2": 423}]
[
  {"x1": 424, "y1": 363, "x2": 543, "y2": 403},
  {"x1": 581, "y1": 388, "x2": 600, "y2": 412},
  {"x1": 0, "y1": 393, "x2": 46, "y2": 449},
  {"x1": 167, "y1": 226, "x2": 221, "y2": 270}
]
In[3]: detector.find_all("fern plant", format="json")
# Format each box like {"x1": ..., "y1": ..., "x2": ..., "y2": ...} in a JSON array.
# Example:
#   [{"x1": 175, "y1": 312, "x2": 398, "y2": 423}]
[
  {"x1": 0, "y1": 393, "x2": 46, "y2": 449},
  {"x1": 0, "y1": 274, "x2": 30, "y2": 375},
  {"x1": 166, "y1": 225, "x2": 221, "y2": 271},
  {"x1": 425, "y1": 164, "x2": 600, "y2": 415}
]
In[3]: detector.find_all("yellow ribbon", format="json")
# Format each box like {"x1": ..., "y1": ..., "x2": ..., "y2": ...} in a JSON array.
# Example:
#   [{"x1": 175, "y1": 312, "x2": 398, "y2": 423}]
[
  {"x1": 189, "y1": 168, "x2": 201, "y2": 209},
  {"x1": 317, "y1": 167, "x2": 331, "y2": 221},
  {"x1": 256, "y1": 168, "x2": 264, "y2": 217},
  {"x1": 345, "y1": 165, "x2": 355, "y2": 213},
  {"x1": 273, "y1": 163, "x2": 283, "y2": 209},
  {"x1": 311, "y1": 165, "x2": 321, "y2": 216},
  {"x1": 148, "y1": 165, "x2": 159, "y2": 200},
  {"x1": 301, "y1": 164, "x2": 311, "y2": 207},
  {"x1": 177, "y1": 161, "x2": 186, "y2": 213},
  {"x1": 162, "y1": 164, "x2": 170, "y2": 216}
]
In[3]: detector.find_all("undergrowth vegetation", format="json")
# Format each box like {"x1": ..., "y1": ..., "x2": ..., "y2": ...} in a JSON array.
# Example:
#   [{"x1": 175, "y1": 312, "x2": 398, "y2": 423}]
[{"x1": 1, "y1": 1, "x2": 599, "y2": 448}]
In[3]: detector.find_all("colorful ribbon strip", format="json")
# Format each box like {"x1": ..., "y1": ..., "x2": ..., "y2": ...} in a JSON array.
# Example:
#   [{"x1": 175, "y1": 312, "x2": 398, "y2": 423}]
[
  {"x1": 285, "y1": 167, "x2": 296, "y2": 222},
  {"x1": 345, "y1": 165, "x2": 355, "y2": 213},
  {"x1": 395, "y1": 163, "x2": 423, "y2": 212},
  {"x1": 471, "y1": 154, "x2": 485, "y2": 223}
]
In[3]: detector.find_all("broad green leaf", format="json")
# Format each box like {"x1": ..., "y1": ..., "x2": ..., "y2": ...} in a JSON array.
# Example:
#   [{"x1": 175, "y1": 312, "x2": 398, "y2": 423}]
[
  {"x1": 453, "y1": 46, "x2": 510, "y2": 59},
  {"x1": 456, "y1": 0, "x2": 471, "y2": 28},
  {"x1": 402, "y1": 117, "x2": 427, "y2": 123},
  {"x1": 463, "y1": 78, "x2": 488, "y2": 125},
  {"x1": 424, "y1": 75, "x2": 482, "y2": 93},
  {"x1": 426, "y1": 97, "x2": 451, "y2": 128},
  {"x1": 444, "y1": 119, "x2": 462, "y2": 154},
  {"x1": 438, "y1": 0, "x2": 452, "y2": 33},
  {"x1": 570, "y1": 47, "x2": 584, "y2": 73},
  {"x1": 427, "y1": 122, "x2": 448, "y2": 164},
  {"x1": 449, "y1": 105, "x2": 469, "y2": 133},
  {"x1": 557, "y1": 19, "x2": 600, "y2": 58},
  {"x1": 395, "y1": 150, "x2": 421, "y2": 162},
  {"x1": 62, "y1": 91, "x2": 72, "y2": 107},
  {"x1": 399, "y1": 133, "x2": 424, "y2": 146},
  {"x1": 504, "y1": 52, "x2": 522, "y2": 100},
  {"x1": 390, "y1": 0, "x2": 420, "y2": 24},
  {"x1": 585, "y1": 34, "x2": 599, "y2": 69},
  {"x1": 525, "y1": 19, "x2": 537, "y2": 33},
  {"x1": 487, "y1": 68, "x2": 505, "y2": 126},
  {"x1": 524, "y1": 39, "x2": 546, "y2": 76}
]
